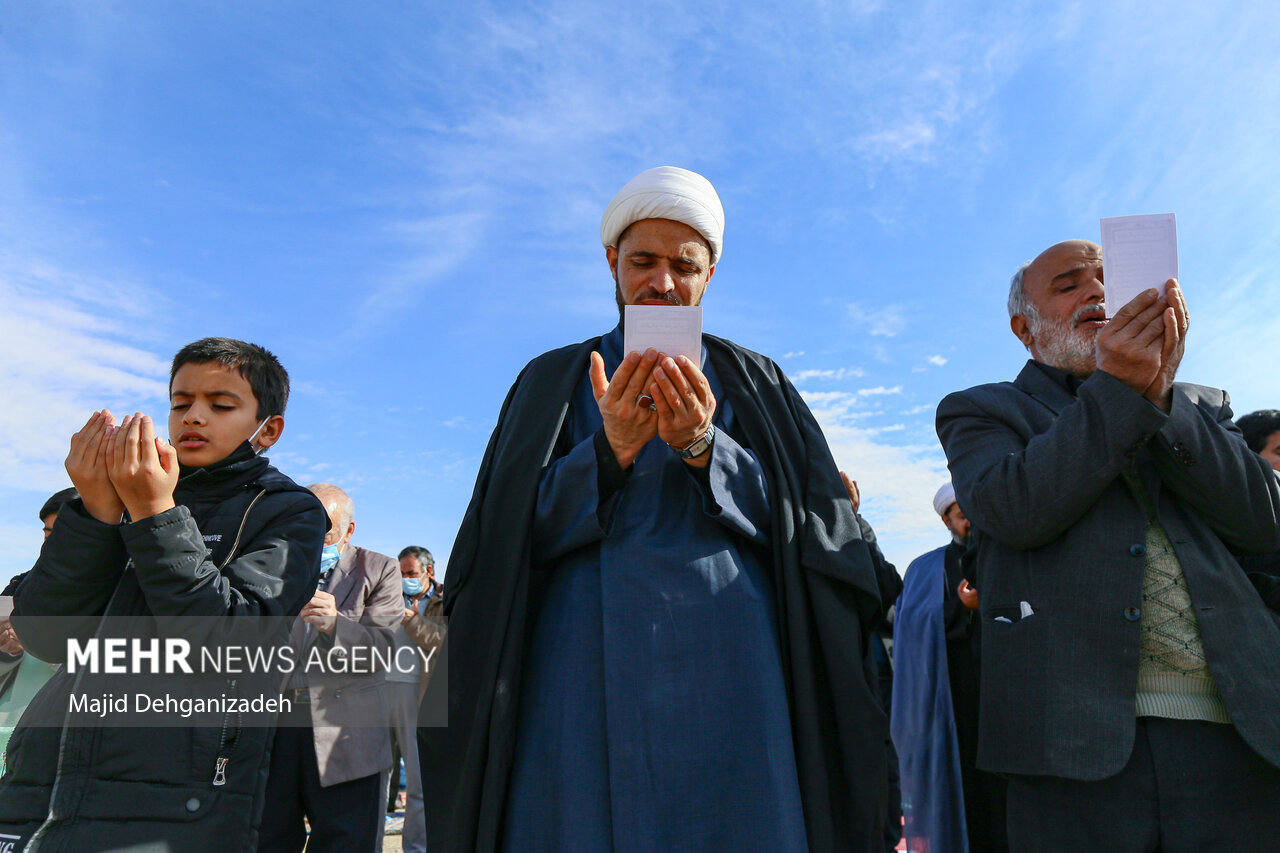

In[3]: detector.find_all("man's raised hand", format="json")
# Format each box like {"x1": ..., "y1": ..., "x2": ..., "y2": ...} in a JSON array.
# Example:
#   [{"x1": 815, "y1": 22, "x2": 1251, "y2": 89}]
[
  {"x1": 301, "y1": 590, "x2": 339, "y2": 634},
  {"x1": 650, "y1": 355, "x2": 716, "y2": 468},
  {"x1": 1142, "y1": 279, "x2": 1188, "y2": 411},
  {"x1": 590, "y1": 349, "x2": 659, "y2": 469},
  {"x1": 65, "y1": 410, "x2": 126, "y2": 525},
  {"x1": 840, "y1": 470, "x2": 861, "y2": 513},
  {"x1": 1095, "y1": 287, "x2": 1170, "y2": 409},
  {"x1": 106, "y1": 414, "x2": 179, "y2": 521}
]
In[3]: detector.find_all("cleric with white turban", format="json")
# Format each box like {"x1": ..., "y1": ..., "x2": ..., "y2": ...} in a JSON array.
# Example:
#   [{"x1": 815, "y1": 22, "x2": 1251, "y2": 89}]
[
  {"x1": 425, "y1": 164, "x2": 888, "y2": 853},
  {"x1": 933, "y1": 481, "x2": 958, "y2": 517},
  {"x1": 600, "y1": 165, "x2": 725, "y2": 263}
]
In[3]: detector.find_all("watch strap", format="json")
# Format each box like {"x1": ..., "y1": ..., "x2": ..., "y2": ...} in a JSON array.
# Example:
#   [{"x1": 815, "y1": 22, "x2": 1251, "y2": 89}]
[{"x1": 671, "y1": 424, "x2": 716, "y2": 459}]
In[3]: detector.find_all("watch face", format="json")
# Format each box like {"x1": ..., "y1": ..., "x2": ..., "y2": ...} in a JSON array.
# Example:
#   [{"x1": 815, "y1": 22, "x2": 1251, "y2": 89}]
[{"x1": 684, "y1": 425, "x2": 715, "y2": 457}]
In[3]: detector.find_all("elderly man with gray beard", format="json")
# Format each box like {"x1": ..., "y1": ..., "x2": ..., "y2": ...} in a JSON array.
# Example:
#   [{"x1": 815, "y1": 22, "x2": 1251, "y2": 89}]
[{"x1": 936, "y1": 239, "x2": 1280, "y2": 851}]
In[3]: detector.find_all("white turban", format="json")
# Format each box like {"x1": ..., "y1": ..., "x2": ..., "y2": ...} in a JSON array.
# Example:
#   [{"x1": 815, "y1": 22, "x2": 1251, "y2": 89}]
[
  {"x1": 600, "y1": 166, "x2": 725, "y2": 263},
  {"x1": 933, "y1": 482, "x2": 957, "y2": 517}
]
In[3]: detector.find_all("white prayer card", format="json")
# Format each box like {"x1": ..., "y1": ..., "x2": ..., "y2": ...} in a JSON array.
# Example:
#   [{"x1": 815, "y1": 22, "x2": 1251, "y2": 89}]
[
  {"x1": 623, "y1": 305, "x2": 703, "y2": 362},
  {"x1": 1100, "y1": 213, "x2": 1178, "y2": 314}
]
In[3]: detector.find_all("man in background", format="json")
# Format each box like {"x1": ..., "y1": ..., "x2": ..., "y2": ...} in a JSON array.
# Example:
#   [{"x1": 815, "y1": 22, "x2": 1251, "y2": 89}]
[
  {"x1": 891, "y1": 483, "x2": 1006, "y2": 853},
  {"x1": 1238, "y1": 409, "x2": 1280, "y2": 472},
  {"x1": 260, "y1": 483, "x2": 402, "y2": 853},
  {"x1": 383, "y1": 544, "x2": 441, "y2": 853}
]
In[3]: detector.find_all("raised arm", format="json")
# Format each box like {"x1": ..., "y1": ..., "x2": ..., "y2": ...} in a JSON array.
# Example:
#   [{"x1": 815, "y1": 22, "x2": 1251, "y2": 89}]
[
  {"x1": 937, "y1": 372, "x2": 1168, "y2": 550},
  {"x1": 653, "y1": 353, "x2": 770, "y2": 541},
  {"x1": 1149, "y1": 388, "x2": 1280, "y2": 554}
]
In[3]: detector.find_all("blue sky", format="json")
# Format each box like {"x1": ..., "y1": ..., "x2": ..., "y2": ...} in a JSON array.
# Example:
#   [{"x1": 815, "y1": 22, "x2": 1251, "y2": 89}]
[{"x1": 3, "y1": 1, "x2": 1278, "y2": 579}]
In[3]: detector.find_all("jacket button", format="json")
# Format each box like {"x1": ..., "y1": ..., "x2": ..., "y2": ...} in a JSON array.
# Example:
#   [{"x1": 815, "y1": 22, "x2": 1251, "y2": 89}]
[
  {"x1": 186, "y1": 797, "x2": 201, "y2": 813},
  {"x1": 334, "y1": 689, "x2": 342, "y2": 698},
  {"x1": 1124, "y1": 607, "x2": 1142, "y2": 621},
  {"x1": 1129, "y1": 544, "x2": 1147, "y2": 557}
]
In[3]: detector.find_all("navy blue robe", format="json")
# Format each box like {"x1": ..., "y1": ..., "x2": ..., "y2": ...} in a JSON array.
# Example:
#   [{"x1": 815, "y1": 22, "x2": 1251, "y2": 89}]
[
  {"x1": 891, "y1": 547, "x2": 967, "y2": 853},
  {"x1": 503, "y1": 325, "x2": 808, "y2": 852}
]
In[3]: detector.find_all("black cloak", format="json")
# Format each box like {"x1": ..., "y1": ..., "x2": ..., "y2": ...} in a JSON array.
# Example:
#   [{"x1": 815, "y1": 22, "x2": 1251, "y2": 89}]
[{"x1": 420, "y1": 334, "x2": 888, "y2": 852}]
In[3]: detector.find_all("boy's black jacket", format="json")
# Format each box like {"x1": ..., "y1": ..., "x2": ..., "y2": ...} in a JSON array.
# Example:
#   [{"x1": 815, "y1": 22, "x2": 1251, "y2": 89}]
[{"x1": 0, "y1": 445, "x2": 325, "y2": 853}]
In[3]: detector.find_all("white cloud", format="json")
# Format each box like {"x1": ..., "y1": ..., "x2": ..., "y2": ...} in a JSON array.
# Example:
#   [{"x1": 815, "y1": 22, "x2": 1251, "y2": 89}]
[
  {"x1": 807, "y1": 402, "x2": 949, "y2": 573},
  {"x1": 927, "y1": 354, "x2": 947, "y2": 366},
  {"x1": 858, "y1": 385, "x2": 902, "y2": 396},
  {"x1": 847, "y1": 302, "x2": 907, "y2": 338},
  {"x1": 0, "y1": 258, "x2": 169, "y2": 496},
  {"x1": 441, "y1": 415, "x2": 495, "y2": 432},
  {"x1": 782, "y1": 351, "x2": 805, "y2": 359},
  {"x1": 791, "y1": 366, "x2": 866, "y2": 382}
]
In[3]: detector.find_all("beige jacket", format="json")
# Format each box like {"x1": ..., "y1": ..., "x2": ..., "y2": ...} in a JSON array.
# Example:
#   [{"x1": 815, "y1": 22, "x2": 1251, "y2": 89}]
[
  {"x1": 403, "y1": 593, "x2": 447, "y2": 704},
  {"x1": 293, "y1": 544, "x2": 403, "y2": 787}
]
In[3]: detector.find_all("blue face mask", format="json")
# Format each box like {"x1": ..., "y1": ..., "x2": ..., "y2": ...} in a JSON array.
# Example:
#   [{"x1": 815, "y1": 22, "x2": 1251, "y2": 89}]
[
  {"x1": 319, "y1": 544, "x2": 341, "y2": 574},
  {"x1": 402, "y1": 577, "x2": 424, "y2": 597}
]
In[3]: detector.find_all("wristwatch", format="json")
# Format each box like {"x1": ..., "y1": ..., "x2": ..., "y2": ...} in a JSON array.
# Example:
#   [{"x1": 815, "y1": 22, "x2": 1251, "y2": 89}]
[{"x1": 670, "y1": 424, "x2": 716, "y2": 459}]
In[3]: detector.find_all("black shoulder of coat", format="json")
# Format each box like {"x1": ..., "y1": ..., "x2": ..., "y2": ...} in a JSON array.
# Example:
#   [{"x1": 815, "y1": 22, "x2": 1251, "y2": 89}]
[
  {"x1": 703, "y1": 333, "x2": 780, "y2": 374},
  {"x1": 254, "y1": 463, "x2": 313, "y2": 495}
]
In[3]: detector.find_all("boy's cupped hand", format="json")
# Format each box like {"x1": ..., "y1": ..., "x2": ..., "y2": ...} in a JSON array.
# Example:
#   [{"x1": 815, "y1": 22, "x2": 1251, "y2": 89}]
[
  {"x1": 106, "y1": 413, "x2": 179, "y2": 521},
  {"x1": 66, "y1": 410, "x2": 127, "y2": 525}
]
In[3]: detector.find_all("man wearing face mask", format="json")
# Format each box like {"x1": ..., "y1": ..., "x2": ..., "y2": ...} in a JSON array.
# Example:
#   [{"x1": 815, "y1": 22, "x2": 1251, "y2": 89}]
[
  {"x1": 259, "y1": 483, "x2": 403, "y2": 853},
  {"x1": 381, "y1": 546, "x2": 445, "y2": 853}
]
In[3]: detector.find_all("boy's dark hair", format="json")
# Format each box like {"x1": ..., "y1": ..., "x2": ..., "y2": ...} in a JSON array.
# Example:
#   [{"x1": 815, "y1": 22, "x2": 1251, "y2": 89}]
[
  {"x1": 1237, "y1": 409, "x2": 1280, "y2": 453},
  {"x1": 39, "y1": 487, "x2": 80, "y2": 521},
  {"x1": 398, "y1": 545, "x2": 435, "y2": 570},
  {"x1": 170, "y1": 337, "x2": 290, "y2": 419}
]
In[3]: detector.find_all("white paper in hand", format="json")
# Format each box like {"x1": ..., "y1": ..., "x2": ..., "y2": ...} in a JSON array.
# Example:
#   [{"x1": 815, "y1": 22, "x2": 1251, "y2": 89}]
[
  {"x1": 623, "y1": 305, "x2": 702, "y2": 362},
  {"x1": 1100, "y1": 214, "x2": 1178, "y2": 315}
]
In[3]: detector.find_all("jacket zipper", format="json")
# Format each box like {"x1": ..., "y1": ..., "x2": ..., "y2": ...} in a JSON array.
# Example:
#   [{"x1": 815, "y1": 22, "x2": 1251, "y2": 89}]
[
  {"x1": 212, "y1": 678, "x2": 241, "y2": 786},
  {"x1": 28, "y1": 561, "x2": 133, "y2": 851}
]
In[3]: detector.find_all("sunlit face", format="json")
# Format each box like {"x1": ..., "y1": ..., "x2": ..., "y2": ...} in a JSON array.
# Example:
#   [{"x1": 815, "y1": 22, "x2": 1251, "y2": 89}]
[
  {"x1": 942, "y1": 502, "x2": 971, "y2": 544},
  {"x1": 607, "y1": 218, "x2": 715, "y2": 318},
  {"x1": 42, "y1": 513, "x2": 58, "y2": 540},
  {"x1": 169, "y1": 362, "x2": 280, "y2": 467},
  {"x1": 1260, "y1": 430, "x2": 1280, "y2": 473},
  {"x1": 399, "y1": 555, "x2": 427, "y2": 580},
  {"x1": 1013, "y1": 240, "x2": 1107, "y2": 377}
]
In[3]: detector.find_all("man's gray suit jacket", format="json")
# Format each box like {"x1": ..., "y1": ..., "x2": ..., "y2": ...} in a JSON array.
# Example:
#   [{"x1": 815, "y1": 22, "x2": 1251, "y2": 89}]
[
  {"x1": 937, "y1": 361, "x2": 1280, "y2": 781},
  {"x1": 293, "y1": 544, "x2": 403, "y2": 787}
]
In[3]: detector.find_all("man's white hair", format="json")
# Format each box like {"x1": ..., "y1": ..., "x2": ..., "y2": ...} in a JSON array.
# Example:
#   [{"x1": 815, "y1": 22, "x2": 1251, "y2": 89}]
[
  {"x1": 1007, "y1": 260, "x2": 1034, "y2": 321},
  {"x1": 308, "y1": 482, "x2": 354, "y2": 530},
  {"x1": 1008, "y1": 260, "x2": 1040, "y2": 352}
]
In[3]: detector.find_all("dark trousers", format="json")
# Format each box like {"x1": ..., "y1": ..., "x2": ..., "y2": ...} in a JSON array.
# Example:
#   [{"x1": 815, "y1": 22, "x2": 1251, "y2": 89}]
[
  {"x1": 387, "y1": 730, "x2": 402, "y2": 812},
  {"x1": 1006, "y1": 717, "x2": 1280, "y2": 852},
  {"x1": 258, "y1": 725, "x2": 383, "y2": 853}
]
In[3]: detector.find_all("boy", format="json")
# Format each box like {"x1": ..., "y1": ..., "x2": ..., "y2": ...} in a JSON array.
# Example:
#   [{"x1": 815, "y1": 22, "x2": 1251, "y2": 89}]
[{"x1": 0, "y1": 338, "x2": 326, "y2": 852}]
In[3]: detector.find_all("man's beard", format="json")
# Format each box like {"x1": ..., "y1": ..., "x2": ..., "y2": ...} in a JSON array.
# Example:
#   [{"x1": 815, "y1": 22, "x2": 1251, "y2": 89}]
[{"x1": 1030, "y1": 305, "x2": 1104, "y2": 378}]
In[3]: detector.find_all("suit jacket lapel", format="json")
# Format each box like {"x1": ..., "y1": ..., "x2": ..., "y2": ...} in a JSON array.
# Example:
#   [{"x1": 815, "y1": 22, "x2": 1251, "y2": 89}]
[
  {"x1": 326, "y1": 546, "x2": 360, "y2": 609},
  {"x1": 1013, "y1": 360, "x2": 1076, "y2": 417}
]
